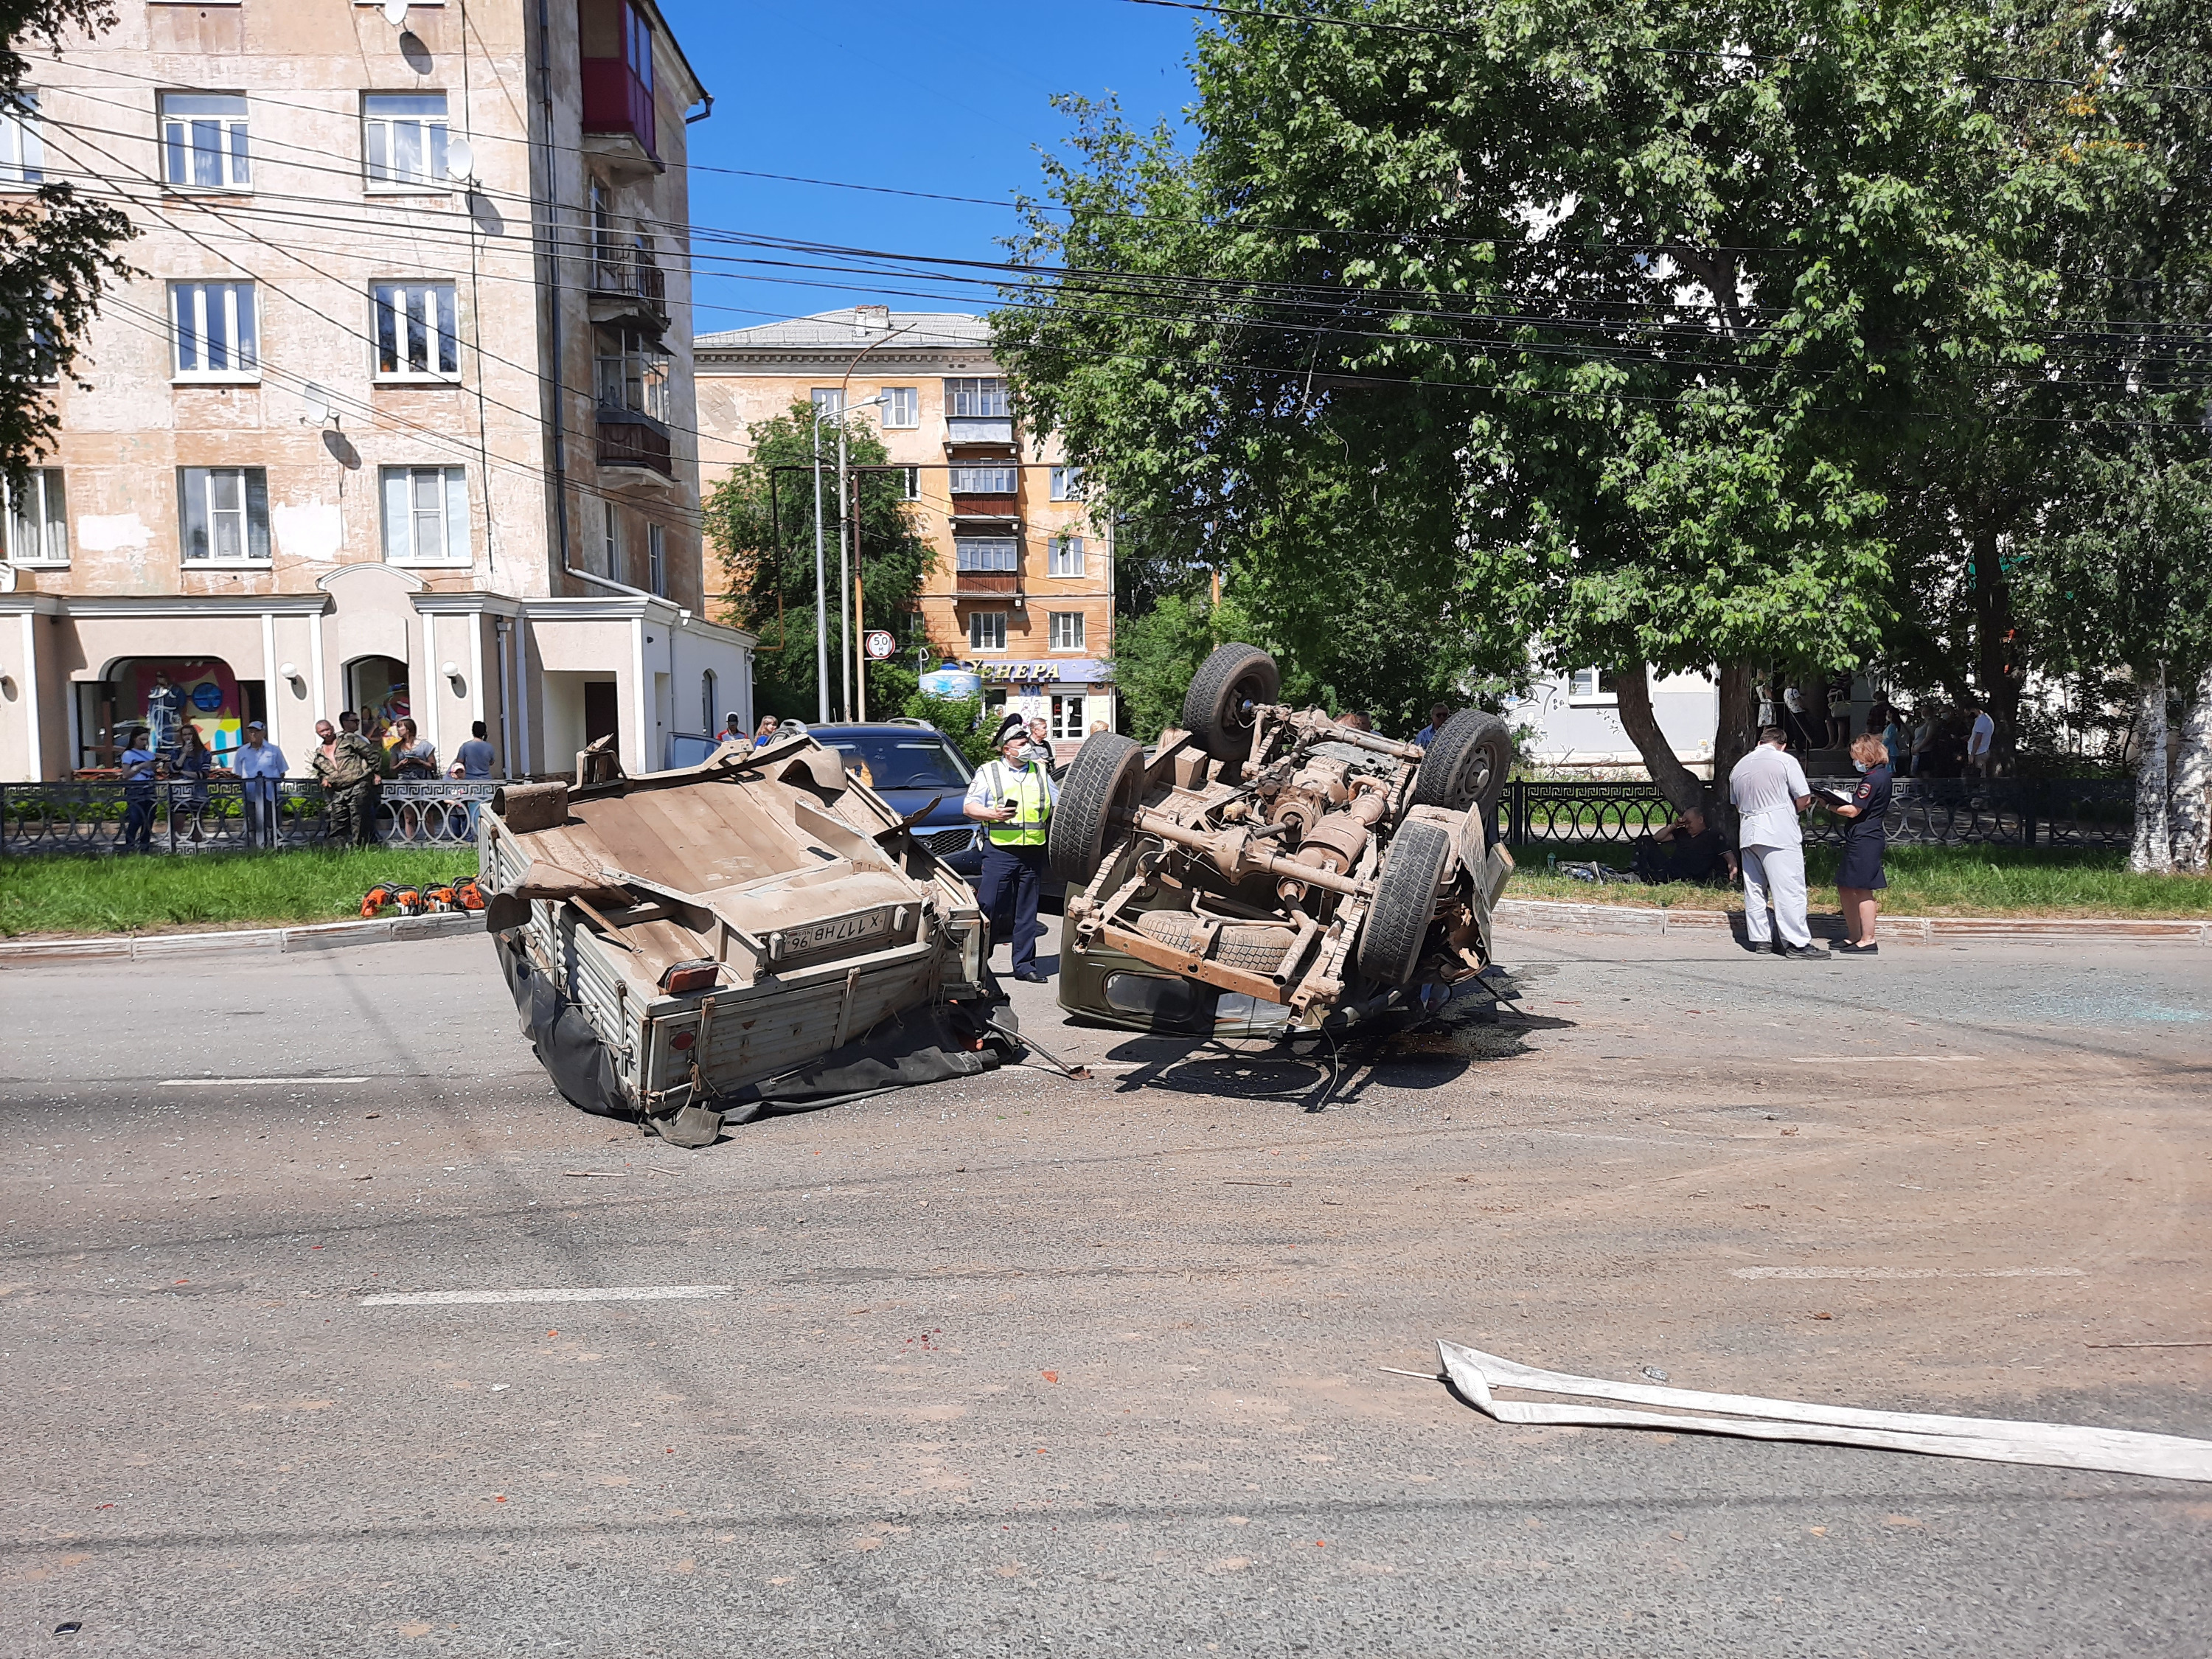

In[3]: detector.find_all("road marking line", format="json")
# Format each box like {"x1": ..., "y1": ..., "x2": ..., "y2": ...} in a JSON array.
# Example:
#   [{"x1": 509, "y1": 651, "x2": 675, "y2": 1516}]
[
  {"x1": 358, "y1": 1286, "x2": 735, "y2": 1307},
  {"x1": 160, "y1": 1077, "x2": 371, "y2": 1087},
  {"x1": 1731, "y1": 1266, "x2": 2083, "y2": 1281},
  {"x1": 1787, "y1": 1056, "x2": 1983, "y2": 1063}
]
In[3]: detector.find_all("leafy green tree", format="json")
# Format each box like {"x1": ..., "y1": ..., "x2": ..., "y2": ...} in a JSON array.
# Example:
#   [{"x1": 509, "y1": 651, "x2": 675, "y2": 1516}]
[
  {"x1": 700, "y1": 403, "x2": 939, "y2": 722},
  {"x1": 1, "y1": 1, "x2": 136, "y2": 487},
  {"x1": 998, "y1": 0, "x2": 2063, "y2": 811}
]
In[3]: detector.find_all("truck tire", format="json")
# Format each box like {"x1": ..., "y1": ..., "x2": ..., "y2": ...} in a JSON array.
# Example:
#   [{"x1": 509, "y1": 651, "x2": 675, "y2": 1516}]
[
  {"x1": 1180, "y1": 644, "x2": 1280, "y2": 762},
  {"x1": 1049, "y1": 733, "x2": 1147, "y2": 884},
  {"x1": 1411, "y1": 707, "x2": 1512, "y2": 823},
  {"x1": 1133, "y1": 909, "x2": 1298, "y2": 975},
  {"x1": 1355, "y1": 818, "x2": 1452, "y2": 985}
]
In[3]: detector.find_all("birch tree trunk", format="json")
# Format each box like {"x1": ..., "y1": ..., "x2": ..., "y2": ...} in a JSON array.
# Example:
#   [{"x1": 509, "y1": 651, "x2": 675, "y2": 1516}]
[
  {"x1": 1613, "y1": 661, "x2": 1709, "y2": 815},
  {"x1": 2129, "y1": 663, "x2": 2172, "y2": 874},
  {"x1": 2170, "y1": 664, "x2": 2212, "y2": 875}
]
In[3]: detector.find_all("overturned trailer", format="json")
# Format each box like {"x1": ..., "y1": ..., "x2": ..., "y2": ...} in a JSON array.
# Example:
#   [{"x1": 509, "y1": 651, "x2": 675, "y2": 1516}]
[
  {"x1": 1053, "y1": 644, "x2": 1514, "y2": 1034},
  {"x1": 480, "y1": 731, "x2": 1002, "y2": 1145}
]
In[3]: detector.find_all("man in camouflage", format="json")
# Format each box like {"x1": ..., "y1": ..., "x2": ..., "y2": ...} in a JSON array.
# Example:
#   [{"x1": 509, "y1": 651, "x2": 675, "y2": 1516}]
[{"x1": 311, "y1": 717, "x2": 382, "y2": 846}]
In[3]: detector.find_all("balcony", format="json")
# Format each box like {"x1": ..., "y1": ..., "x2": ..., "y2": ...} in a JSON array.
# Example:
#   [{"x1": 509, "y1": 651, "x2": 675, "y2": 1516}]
[
  {"x1": 945, "y1": 416, "x2": 1015, "y2": 448},
  {"x1": 596, "y1": 409, "x2": 672, "y2": 479},
  {"x1": 586, "y1": 244, "x2": 667, "y2": 328},
  {"x1": 953, "y1": 570, "x2": 1022, "y2": 600},
  {"x1": 581, "y1": 58, "x2": 659, "y2": 175}
]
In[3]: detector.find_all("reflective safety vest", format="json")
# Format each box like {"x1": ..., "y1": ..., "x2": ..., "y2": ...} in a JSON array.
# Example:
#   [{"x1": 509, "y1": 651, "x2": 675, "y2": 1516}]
[{"x1": 978, "y1": 759, "x2": 1053, "y2": 846}]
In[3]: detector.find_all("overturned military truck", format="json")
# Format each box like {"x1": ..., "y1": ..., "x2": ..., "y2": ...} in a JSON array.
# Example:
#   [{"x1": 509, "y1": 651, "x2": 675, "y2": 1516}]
[
  {"x1": 479, "y1": 731, "x2": 1004, "y2": 1146},
  {"x1": 1053, "y1": 644, "x2": 1514, "y2": 1034}
]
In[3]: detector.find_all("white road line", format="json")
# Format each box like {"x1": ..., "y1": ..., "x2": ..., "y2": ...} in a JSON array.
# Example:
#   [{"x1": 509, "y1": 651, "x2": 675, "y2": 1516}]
[
  {"x1": 357, "y1": 1285, "x2": 736, "y2": 1307},
  {"x1": 1787, "y1": 1056, "x2": 1983, "y2": 1063},
  {"x1": 1731, "y1": 1266, "x2": 2084, "y2": 1281},
  {"x1": 159, "y1": 1077, "x2": 371, "y2": 1087}
]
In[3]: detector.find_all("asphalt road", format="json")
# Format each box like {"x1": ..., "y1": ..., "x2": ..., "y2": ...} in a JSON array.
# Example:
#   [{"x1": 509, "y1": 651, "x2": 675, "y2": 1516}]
[{"x1": 4, "y1": 924, "x2": 2209, "y2": 1656}]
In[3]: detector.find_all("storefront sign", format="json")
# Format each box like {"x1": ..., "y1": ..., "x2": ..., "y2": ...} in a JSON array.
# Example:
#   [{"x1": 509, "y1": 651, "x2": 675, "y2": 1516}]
[{"x1": 956, "y1": 658, "x2": 1113, "y2": 685}]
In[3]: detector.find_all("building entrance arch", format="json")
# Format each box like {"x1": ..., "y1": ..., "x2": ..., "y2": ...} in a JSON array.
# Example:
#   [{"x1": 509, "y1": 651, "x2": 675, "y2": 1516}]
[{"x1": 342, "y1": 654, "x2": 411, "y2": 742}]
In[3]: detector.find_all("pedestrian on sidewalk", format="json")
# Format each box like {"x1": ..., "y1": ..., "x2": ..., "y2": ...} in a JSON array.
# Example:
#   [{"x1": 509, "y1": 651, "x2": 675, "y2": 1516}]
[
  {"x1": 965, "y1": 715, "x2": 1058, "y2": 984},
  {"x1": 232, "y1": 720, "x2": 287, "y2": 848},
  {"x1": 312, "y1": 718, "x2": 382, "y2": 846},
  {"x1": 1828, "y1": 731, "x2": 1893, "y2": 956},
  {"x1": 116, "y1": 725, "x2": 158, "y2": 852},
  {"x1": 1965, "y1": 699, "x2": 1994, "y2": 778},
  {"x1": 171, "y1": 722, "x2": 212, "y2": 833},
  {"x1": 1728, "y1": 726, "x2": 1827, "y2": 959}
]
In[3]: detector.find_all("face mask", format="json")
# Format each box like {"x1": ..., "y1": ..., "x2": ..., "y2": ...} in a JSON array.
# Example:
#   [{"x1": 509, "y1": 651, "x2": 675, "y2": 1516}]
[{"x1": 1854, "y1": 759, "x2": 1871, "y2": 773}]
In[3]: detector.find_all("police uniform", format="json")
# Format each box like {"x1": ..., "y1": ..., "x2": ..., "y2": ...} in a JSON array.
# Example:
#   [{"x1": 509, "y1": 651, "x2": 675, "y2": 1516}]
[
  {"x1": 1837, "y1": 762, "x2": 1892, "y2": 891},
  {"x1": 966, "y1": 752, "x2": 1057, "y2": 978}
]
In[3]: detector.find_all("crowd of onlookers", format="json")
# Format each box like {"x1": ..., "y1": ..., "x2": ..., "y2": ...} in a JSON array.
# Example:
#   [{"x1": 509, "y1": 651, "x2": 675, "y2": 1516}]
[
  {"x1": 105, "y1": 709, "x2": 499, "y2": 852},
  {"x1": 1764, "y1": 676, "x2": 1995, "y2": 779}
]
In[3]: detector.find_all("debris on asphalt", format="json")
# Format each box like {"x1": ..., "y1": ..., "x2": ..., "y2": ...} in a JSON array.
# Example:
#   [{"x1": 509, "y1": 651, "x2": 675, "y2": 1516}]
[
  {"x1": 1641, "y1": 1366, "x2": 1670, "y2": 1382},
  {"x1": 1428, "y1": 1341, "x2": 2212, "y2": 1482}
]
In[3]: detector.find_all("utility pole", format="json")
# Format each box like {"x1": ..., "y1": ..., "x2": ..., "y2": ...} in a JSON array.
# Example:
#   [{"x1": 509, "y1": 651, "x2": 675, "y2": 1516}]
[{"x1": 810, "y1": 414, "x2": 830, "y2": 723}]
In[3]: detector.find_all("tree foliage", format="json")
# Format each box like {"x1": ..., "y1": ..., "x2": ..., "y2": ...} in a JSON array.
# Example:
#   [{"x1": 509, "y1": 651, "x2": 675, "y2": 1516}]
[
  {"x1": 700, "y1": 403, "x2": 939, "y2": 721},
  {"x1": 0, "y1": 0, "x2": 136, "y2": 490}
]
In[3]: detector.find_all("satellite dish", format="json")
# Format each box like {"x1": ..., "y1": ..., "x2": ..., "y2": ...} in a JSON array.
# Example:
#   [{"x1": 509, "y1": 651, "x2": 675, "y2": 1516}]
[
  {"x1": 381, "y1": 0, "x2": 408, "y2": 27},
  {"x1": 445, "y1": 138, "x2": 476, "y2": 183},
  {"x1": 300, "y1": 382, "x2": 331, "y2": 426}
]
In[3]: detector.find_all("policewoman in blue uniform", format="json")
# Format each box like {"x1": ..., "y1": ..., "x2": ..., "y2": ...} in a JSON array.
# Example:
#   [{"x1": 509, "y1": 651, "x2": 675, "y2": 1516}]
[
  {"x1": 964, "y1": 714, "x2": 1059, "y2": 984},
  {"x1": 1827, "y1": 731, "x2": 1893, "y2": 956}
]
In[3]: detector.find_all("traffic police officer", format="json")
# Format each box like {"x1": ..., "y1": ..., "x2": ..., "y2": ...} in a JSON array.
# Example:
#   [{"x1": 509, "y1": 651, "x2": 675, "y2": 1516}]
[{"x1": 964, "y1": 714, "x2": 1058, "y2": 983}]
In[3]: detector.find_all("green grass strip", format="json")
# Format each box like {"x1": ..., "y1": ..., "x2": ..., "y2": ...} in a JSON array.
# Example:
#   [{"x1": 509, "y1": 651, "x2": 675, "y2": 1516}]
[
  {"x1": 0, "y1": 848, "x2": 483, "y2": 939},
  {"x1": 1507, "y1": 843, "x2": 2212, "y2": 918}
]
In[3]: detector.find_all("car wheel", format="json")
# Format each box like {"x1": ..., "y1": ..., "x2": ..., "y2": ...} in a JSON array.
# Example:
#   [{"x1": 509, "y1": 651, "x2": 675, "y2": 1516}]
[
  {"x1": 1355, "y1": 818, "x2": 1453, "y2": 985},
  {"x1": 1180, "y1": 643, "x2": 1280, "y2": 762},
  {"x1": 1049, "y1": 733, "x2": 1147, "y2": 885},
  {"x1": 1411, "y1": 708, "x2": 1512, "y2": 824}
]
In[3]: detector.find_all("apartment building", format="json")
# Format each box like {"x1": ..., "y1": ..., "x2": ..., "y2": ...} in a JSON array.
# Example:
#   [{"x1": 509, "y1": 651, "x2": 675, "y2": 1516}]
[
  {"x1": 694, "y1": 308, "x2": 1115, "y2": 750},
  {"x1": 0, "y1": 0, "x2": 754, "y2": 783}
]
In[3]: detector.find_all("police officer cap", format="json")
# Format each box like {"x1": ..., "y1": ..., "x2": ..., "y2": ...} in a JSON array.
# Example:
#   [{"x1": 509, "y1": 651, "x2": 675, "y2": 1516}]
[{"x1": 993, "y1": 714, "x2": 1029, "y2": 748}]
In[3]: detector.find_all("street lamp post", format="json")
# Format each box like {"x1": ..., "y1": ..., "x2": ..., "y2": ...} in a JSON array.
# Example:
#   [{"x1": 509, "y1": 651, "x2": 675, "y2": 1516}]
[{"x1": 811, "y1": 392, "x2": 886, "y2": 723}]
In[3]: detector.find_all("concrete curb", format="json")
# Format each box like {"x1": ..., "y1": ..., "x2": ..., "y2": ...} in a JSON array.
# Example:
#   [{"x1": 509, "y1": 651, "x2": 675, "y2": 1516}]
[
  {"x1": 0, "y1": 909, "x2": 481, "y2": 966},
  {"x1": 1495, "y1": 896, "x2": 2211, "y2": 945}
]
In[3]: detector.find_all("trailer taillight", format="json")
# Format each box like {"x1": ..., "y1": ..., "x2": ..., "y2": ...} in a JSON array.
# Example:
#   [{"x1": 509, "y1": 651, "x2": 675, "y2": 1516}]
[
  {"x1": 669, "y1": 1029, "x2": 697, "y2": 1051},
  {"x1": 660, "y1": 959, "x2": 718, "y2": 994}
]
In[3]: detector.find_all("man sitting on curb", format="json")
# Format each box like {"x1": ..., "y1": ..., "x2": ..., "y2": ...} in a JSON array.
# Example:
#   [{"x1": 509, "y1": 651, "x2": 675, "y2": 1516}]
[{"x1": 1630, "y1": 806, "x2": 1738, "y2": 885}]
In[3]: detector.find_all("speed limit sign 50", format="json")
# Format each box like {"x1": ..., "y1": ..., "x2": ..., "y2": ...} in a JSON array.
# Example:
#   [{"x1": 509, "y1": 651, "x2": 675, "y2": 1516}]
[{"x1": 863, "y1": 630, "x2": 896, "y2": 661}]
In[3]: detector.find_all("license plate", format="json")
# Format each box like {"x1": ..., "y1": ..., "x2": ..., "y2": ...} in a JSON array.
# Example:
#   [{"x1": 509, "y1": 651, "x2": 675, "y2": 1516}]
[{"x1": 782, "y1": 908, "x2": 891, "y2": 956}]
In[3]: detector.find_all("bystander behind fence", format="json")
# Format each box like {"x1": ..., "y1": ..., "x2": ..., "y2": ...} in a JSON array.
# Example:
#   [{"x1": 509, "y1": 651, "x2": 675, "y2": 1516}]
[{"x1": 1, "y1": 779, "x2": 497, "y2": 855}]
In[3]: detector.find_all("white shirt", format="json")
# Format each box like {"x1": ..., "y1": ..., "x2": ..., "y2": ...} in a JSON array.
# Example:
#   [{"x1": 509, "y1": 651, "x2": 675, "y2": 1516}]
[
  {"x1": 1729, "y1": 743, "x2": 1810, "y2": 848},
  {"x1": 232, "y1": 741, "x2": 288, "y2": 780},
  {"x1": 1967, "y1": 712, "x2": 1994, "y2": 757}
]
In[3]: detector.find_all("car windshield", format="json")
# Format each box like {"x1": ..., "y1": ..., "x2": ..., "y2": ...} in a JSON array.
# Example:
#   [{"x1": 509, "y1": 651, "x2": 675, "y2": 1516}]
[{"x1": 824, "y1": 736, "x2": 971, "y2": 790}]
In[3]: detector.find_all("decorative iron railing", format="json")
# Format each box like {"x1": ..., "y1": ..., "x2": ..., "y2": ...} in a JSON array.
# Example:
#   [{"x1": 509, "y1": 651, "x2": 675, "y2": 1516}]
[
  {"x1": 1, "y1": 779, "x2": 498, "y2": 855},
  {"x1": 1497, "y1": 777, "x2": 2135, "y2": 850}
]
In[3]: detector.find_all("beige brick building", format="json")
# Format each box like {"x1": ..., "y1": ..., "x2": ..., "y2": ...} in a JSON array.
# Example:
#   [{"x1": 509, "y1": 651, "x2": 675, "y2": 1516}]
[
  {"x1": 0, "y1": 0, "x2": 754, "y2": 782},
  {"x1": 695, "y1": 309, "x2": 1115, "y2": 750}
]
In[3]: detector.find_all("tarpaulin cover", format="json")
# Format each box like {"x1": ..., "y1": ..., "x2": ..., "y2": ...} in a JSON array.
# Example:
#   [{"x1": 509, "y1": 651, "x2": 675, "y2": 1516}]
[{"x1": 496, "y1": 935, "x2": 1007, "y2": 1133}]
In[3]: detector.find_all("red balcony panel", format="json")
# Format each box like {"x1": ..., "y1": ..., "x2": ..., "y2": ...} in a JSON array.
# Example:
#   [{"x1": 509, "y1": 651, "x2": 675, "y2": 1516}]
[
  {"x1": 947, "y1": 493, "x2": 1019, "y2": 518},
  {"x1": 953, "y1": 571, "x2": 1020, "y2": 597},
  {"x1": 581, "y1": 58, "x2": 657, "y2": 159}
]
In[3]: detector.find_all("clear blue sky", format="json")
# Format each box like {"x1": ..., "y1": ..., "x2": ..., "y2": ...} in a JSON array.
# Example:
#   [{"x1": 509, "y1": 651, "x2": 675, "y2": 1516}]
[{"x1": 655, "y1": 0, "x2": 1202, "y2": 335}]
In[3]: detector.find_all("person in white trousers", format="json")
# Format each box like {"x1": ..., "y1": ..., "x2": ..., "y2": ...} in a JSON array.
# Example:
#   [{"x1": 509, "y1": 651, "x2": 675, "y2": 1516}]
[{"x1": 1728, "y1": 726, "x2": 1829, "y2": 959}]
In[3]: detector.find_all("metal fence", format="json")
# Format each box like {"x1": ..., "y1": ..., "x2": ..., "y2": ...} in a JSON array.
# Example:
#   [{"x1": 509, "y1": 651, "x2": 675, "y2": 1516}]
[
  {"x1": 1, "y1": 779, "x2": 498, "y2": 856},
  {"x1": 1501, "y1": 776, "x2": 2135, "y2": 850}
]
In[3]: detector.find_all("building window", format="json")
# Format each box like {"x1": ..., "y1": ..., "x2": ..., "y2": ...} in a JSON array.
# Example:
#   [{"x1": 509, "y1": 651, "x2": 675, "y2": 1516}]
[
  {"x1": 701, "y1": 668, "x2": 718, "y2": 731},
  {"x1": 3, "y1": 467, "x2": 66, "y2": 564},
  {"x1": 597, "y1": 326, "x2": 669, "y2": 421},
  {"x1": 967, "y1": 611, "x2": 1007, "y2": 653},
  {"x1": 647, "y1": 522, "x2": 666, "y2": 596},
  {"x1": 1567, "y1": 668, "x2": 1620, "y2": 704},
  {"x1": 1049, "y1": 693, "x2": 1086, "y2": 740},
  {"x1": 944, "y1": 377, "x2": 1007, "y2": 418},
  {"x1": 0, "y1": 91, "x2": 44, "y2": 188},
  {"x1": 624, "y1": 0, "x2": 655, "y2": 94},
  {"x1": 953, "y1": 538, "x2": 1018, "y2": 572},
  {"x1": 602, "y1": 501, "x2": 622, "y2": 577},
  {"x1": 364, "y1": 91, "x2": 450, "y2": 188},
  {"x1": 372, "y1": 280, "x2": 459, "y2": 378},
  {"x1": 948, "y1": 465, "x2": 1018, "y2": 493},
  {"x1": 1048, "y1": 535, "x2": 1084, "y2": 577},
  {"x1": 897, "y1": 466, "x2": 919, "y2": 501},
  {"x1": 379, "y1": 465, "x2": 469, "y2": 565},
  {"x1": 169, "y1": 280, "x2": 259, "y2": 380},
  {"x1": 809, "y1": 386, "x2": 842, "y2": 415},
  {"x1": 1049, "y1": 465, "x2": 1083, "y2": 501},
  {"x1": 159, "y1": 93, "x2": 250, "y2": 191},
  {"x1": 1048, "y1": 611, "x2": 1085, "y2": 651},
  {"x1": 178, "y1": 466, "x2": 270, "y2": 563},
  {"x1": 881, "y1": 386, "x2": 917, "y2": 428}
]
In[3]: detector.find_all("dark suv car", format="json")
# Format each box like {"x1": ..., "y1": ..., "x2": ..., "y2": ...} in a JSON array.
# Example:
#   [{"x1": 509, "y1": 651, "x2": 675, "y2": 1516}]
[{"x1": 794, "y1": 721, "x2": 983, "y2": 878}]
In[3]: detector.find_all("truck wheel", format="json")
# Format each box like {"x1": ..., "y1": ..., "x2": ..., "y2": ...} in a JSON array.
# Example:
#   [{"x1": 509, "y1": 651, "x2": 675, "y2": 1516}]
[
  {"x1": 1180, "y1": 644, "x2": 1280, "y2": 762},
  {"x1": 1050, "y1": 733, "x2": 1147, "y2": 884},
  {"x1": 1411, "y1": 708, "x2": 1512, "y2": 822},
  {"x1": 1355, "y1": 818, "x2": 1453, "y2": 985}
]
